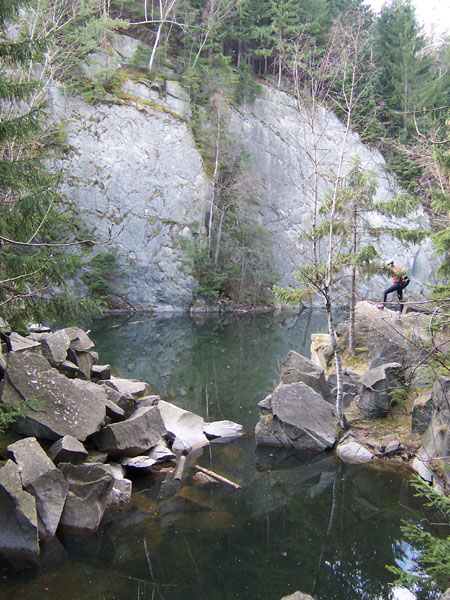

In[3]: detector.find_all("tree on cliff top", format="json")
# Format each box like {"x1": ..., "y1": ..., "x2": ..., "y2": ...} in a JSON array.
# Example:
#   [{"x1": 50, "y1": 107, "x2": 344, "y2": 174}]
[{"x1": 0, "y1": 0, "x2": 101, "y2": 329}]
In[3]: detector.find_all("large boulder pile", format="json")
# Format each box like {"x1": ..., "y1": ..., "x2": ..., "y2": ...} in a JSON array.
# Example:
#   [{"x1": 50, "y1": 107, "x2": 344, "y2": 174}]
[
  {"x1": 255, "y1": 301, "x2": 450, "y2": 489},
  {"x1": 0, "y1": 325, "x2": 243, "y2": 568}
]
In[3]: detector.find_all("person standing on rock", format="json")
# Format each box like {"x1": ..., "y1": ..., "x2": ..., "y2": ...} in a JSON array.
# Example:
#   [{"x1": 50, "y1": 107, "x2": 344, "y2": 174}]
[{"x1": 378, "y1": 260, "x2": 410, "y2": 313}]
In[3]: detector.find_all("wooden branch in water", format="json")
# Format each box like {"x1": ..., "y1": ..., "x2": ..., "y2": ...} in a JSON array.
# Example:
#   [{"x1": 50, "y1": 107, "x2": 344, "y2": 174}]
[
  {"x1": 173, "y1": 455, "x2": 187, "y2": 480},
  {"x1": 193, "y1": 464, "x2": 241, "y2": 489}
]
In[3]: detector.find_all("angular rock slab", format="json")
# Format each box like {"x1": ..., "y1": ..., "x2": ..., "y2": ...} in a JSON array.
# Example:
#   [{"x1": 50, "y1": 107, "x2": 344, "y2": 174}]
[
  {"x1": 47, "y1": 435, "x2": 88, "y2": 465},
  {"x1": 94, "y1": 405, "x2": 166, "y2": 457},
  {"x1": 108, "y1": 376, "x2": 150, "y2": 399},
  {"x1": 7, "y1": 437, "x2": 69, "y2": 541},
  {"x1": 40, "y1": 327, "x2": 94, "y2": 366},
  {"x1": 0, "y1": 460, "x2": 39, "y2": 564},
  {"x1": 335, "y1": 439, "x2": 374, "y2": 464},
  {"x1": 204, "y1": 420, "x2": 244, "y2": 442},
  {"x1": 280, "y1": 350, "x2": 331, "y2": 402},
  {"x1": 255, "y1": 382, "x2": 337, "y2": 450},
  {"x1": 158, "y1": 400, "x2": 209, "y2": 453},
  {"x1": 6, "y1": 332, "x2": 41, "y2": 354},
  {"x1": 119, "y1": 441, "x2": 176, "y2": 472},
  {"x1": 3, "y1": 351, "x2": 107, "y2": 441},
  {"x1": 7, "y1": 436, "x2": 55, "y2": 487},
  {"x1": 95, "y1": 463, "x2": 132, "y2": 508},
  {"x1": 58, "y1": 463, "x2": 115, "y2": 533},
  {"x1": 356, "y1": 362, "x2": 403, "y2": 419}
]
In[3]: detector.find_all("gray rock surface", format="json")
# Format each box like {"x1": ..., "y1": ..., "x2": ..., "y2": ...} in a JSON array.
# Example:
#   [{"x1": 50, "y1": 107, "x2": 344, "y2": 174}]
[
  {"x1": 58, "y1": 463, "x2": 115, "y2": 532},
  {"x1": 50, "y1": 78, "x2": 208, "y2": 311},
  {"x1": 7, "y1": 437, "x2": 69, "y2": 541},
  {"x1": 3, "y1": 351, "x2": 107, "y2": 441},
  {"x1": 280, "y1": 350, "x2": 331, "y2": 402},
  {"x1": 49, "y1": 59, "x2": 434, "y2": 310},
  {"x1": 157, "y1": 399, "x2": 209, "y2": 452},
  {"x1": 47, "y1": 435, "x2": 88, "y2": 465},
  {"x1": 203, "y1": 420, "x2": 245, "y2": 441},
  {"x1": 108, "y1": 376, "x2": 151, "y2": 399},
  {"x1": 255, "y1": 382, "x2": 337, "y2": 450},
  {"x1": 417, "y1": 377, "x2": 450, "y2": 485},
  {"x1": 0, "y1": 460, "x2": 39, "y2": 564},
  {"x1": 93, "y1": 405, "x2": 166, "y2": 457},
  {"x1": 281, "y1": 593, "x2": 317, "y2": 600},
  {"x1": 6, "y1": 332, "x2": 41, "y2": 354},
  {"x1": 335, "y1": 437, "x2": 374, "y2": 464},
  {"x1": 356, "y1": 362, "x2": 403, "y2": 419}
]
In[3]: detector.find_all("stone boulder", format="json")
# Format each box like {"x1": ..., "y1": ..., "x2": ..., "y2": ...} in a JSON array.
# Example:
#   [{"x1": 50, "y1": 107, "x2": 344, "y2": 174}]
[
  {"x1": 6, "y1": 332, "x2": 41, "y2": 354},
  {"x1": 281, "y1": 593, "x2": 317, "y2": 600},
  {"x1": 354, "y1": 301, "x2": 430, "y2": 370},
  {"x1": 93, "y1": 405, "x2": 166, "y2": 457},
  {"x1": 280, "y1": 350, "x2": 331, "y2": 402},
  {"x1": 7, "y1": 437, "x2": 69, "y2": 542},
  {"x1": 417, "y1": 377, "x2": 450, "y2": 485},
  {"x1": 157, "y1": 400, "x2": 210, "y2": 453},
  {"x1": 2, "y1": 351, "x2": 107, "y2": 441},
  {"x1": 356, "y1": 362, "x2": 403, "y2": 419},
  {"x1": 108, "y1": 376, "x2": 151, "y2": 399},
  {"x1": 0, "y1": 460, "x2": 39, "y2": 565},
  {"x1": 96, "y1": 463, "x2": 132, "y2": 508},
  {"x1": 203, "y1": 420, "x2": 244, "y2": 442},
  {"x1": 335, "y1": 435, "x2": 375, "y2": 464},
  {"x1": 47, "y1": 436, "x2": 88, "y2": 465},
  {"x1": 118, "y1": 441, "x2": 175, "y2": 472},
  {"x1": 255, "y1": 382, "x2": 337, "y2": 450},
  {"x1": 58, "y1": 463, "x2": 115, "y2": 532},
  {"x1": 411, "y1": 392, "x2": 434, "y2": 436},
  {"x1": 310, "y1": 333, "x2": 334, "y2": 370},
  {"x1": 326, "y1": 369, "x2": 359, "y2": 408}
]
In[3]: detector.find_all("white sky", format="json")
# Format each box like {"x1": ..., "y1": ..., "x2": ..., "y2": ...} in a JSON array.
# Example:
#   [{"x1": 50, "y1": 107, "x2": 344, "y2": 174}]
[{"x1": 362, "y1": 0, "x2": 450, "y2": 39}]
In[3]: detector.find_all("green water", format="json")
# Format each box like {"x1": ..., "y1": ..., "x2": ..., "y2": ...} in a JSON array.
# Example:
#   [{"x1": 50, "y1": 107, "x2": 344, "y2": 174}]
[{"x1": 0, "y1": 311, "x2": 433, "y2": 600}]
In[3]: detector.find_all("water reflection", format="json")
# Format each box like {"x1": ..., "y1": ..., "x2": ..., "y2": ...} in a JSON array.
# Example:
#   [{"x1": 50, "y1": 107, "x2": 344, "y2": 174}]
[
  {"x1": 86, "y1": 310, "x2": 330, "y2": 430},
  {"x1": 0, "y1": 311, "x2": 430, "y2": 600},
  {"x1": 0, "y1": 442, "x2": 424, "y2": 600}
]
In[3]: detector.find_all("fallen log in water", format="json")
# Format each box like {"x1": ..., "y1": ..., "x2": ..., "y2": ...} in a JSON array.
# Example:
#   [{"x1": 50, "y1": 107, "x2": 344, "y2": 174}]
[{"x1": 193, "y1": 464, "x2": 241, "y2": 489}]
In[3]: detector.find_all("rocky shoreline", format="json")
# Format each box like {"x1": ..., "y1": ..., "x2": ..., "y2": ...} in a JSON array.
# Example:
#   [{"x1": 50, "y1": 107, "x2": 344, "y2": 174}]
[
  {"x1": 0, "y1": 323, "x2": 243, "y2": 568},
  {"x1": 0, "y1": 300, "x2": 448, "y2": 596},
  {"x1": 254, "y1": 301, "x2": 450, "y2": 490}
]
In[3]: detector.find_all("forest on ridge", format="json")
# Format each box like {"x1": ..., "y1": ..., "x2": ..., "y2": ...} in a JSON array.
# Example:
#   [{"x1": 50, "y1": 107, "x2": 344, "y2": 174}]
[{"x1": 0, "y1": 0, "x2": 449, "y2": 324}]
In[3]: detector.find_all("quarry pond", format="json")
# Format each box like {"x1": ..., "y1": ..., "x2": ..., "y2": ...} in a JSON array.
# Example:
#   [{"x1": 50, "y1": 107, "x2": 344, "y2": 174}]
[{"x1": 0, "y1": 311, "x2": 432, "y2": 600}]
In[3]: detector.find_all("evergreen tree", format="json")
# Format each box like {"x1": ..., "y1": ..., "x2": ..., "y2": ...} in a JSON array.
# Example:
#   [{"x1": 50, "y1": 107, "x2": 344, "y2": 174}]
[
  {"x1": 0, "y1": 0, "x2": 99, "y2": 329},
  {"x1": 269, "y1": 0, "x2": 301, "y2": 86},
  {"x1": 374, "y1": 0, "x2": 436, "y2": 140}
]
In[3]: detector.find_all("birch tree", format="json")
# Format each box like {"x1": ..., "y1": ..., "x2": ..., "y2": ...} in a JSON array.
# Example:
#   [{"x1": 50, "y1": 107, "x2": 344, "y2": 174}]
[{"x1": 274, "y1": 11, "x2": 377, "y2": 429}]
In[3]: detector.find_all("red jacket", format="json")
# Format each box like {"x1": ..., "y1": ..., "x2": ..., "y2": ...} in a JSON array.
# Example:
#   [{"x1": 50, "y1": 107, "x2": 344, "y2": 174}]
[{"x1": 392, "y1": 265, "x2": 403, "y2": 283}]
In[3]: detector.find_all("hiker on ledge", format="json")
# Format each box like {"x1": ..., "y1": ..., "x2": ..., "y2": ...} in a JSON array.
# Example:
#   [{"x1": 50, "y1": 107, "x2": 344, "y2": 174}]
[{"x1": 378, "y1": 261, "x2": 410, "y2": 313}]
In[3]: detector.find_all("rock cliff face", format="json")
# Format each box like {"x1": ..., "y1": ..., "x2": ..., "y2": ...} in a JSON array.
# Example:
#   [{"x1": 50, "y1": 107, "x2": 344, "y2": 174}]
[{"x1": 51, "y1": 38, "x2": 434, "y2": 310}]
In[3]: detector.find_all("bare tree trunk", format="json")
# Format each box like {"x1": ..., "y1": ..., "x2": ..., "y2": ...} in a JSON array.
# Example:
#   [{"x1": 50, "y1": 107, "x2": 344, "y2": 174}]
[
  {"x1": 208, "y1": 104, "x2": 222, "y2": 251},
  {"x1": 348, "y1": 198, "x2": 358, "y2": 356},
  {"x1": 326, "y1": 297, "x2": 347, "y2": 429},
  {"x1": 148, "y1": 21, "x2": 163, "y2": 71}
]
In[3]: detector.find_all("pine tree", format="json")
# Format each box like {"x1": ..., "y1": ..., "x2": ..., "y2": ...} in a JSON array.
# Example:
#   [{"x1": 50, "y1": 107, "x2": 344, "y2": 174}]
[
  {"x1": 0, "y1": 0, "x2": 99, "y2": 329},
  {"x1": 374, "y1": 0, "x2": 435, "y2": 140}
]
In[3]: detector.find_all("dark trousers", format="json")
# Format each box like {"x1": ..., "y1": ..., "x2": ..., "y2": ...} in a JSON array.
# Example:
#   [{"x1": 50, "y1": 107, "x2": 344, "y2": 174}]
[{"x1": 383, "y1": 282, "x2": 404, "y2": 312}]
